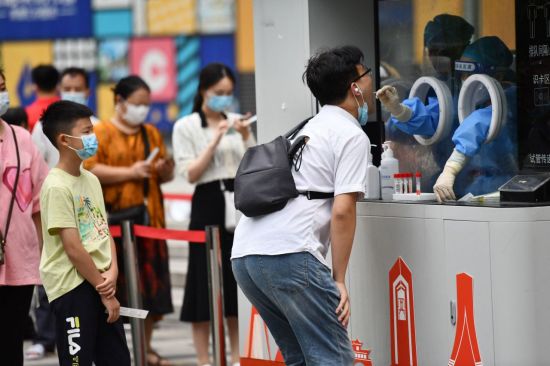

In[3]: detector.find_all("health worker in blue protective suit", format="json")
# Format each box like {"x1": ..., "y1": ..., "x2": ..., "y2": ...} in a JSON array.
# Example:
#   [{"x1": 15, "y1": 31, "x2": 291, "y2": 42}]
[
  {"x1": 376, "y1": 14, "x2": 474, "y2": 136},
  {"x1": 433, "y1": 36, "x2": 518, "y2": 202}
]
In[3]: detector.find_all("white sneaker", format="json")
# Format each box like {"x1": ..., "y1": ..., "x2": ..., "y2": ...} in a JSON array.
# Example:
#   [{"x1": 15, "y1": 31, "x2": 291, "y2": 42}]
[{"x1": 25, "y1": 343, "x2": 46, "y2": 360}]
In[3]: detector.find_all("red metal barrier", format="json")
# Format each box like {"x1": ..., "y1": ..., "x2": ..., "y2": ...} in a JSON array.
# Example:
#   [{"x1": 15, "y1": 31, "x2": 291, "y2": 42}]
[
  {"x1": 113, "y1": 221, "x2": 223, "y2": 365},
  {"x1": 163, "y1": 193, "x2": 193, "y2": 201},
  {"x1": 109, "y1": 224, "x2": 205, "y2": 243}
]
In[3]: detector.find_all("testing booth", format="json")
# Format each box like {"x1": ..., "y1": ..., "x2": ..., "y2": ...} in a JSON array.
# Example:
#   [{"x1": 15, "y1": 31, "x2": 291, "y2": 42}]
[{"x1": 238, "y1": 1, "x2": 550, "y2": 365}]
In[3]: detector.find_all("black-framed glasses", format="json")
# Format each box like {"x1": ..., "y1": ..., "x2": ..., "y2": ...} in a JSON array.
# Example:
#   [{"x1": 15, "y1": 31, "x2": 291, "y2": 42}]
[{"x1": 352, "y1": 67, "x2": 372, "y2": 82}]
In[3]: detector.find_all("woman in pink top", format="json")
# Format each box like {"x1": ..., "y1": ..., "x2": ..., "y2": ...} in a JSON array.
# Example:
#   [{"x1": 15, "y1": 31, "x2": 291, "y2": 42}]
[{"x1": 0, "y1": 69, "x2": 49, "y2": 366}]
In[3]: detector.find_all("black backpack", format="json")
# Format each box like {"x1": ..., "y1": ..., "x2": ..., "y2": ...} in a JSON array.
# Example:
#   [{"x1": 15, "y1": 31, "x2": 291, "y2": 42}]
[{"x1": 234, "y1": 117, "x2": 334, "y2": 217}]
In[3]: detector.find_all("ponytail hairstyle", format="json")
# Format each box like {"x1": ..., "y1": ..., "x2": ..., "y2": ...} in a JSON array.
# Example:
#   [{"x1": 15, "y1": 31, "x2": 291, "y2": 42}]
[
  {"x1": 112, "y1": 75, "x2": 150, "y2": 104},
  {"x1": 192, "y1": 63, "x2": 236, "y2": 113}
]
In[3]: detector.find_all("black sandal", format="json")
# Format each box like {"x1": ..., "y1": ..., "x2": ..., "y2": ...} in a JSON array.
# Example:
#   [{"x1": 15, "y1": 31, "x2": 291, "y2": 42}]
[{"x1": 147, "y1": 349, "x2": 173, "y2": 366}]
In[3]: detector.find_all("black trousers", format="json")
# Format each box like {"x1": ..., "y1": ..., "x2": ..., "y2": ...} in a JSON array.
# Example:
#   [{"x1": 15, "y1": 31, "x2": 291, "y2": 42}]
[
  {"x1": 33, "y1": 285, "x2": 57, "y2": 349},
  {"x1": 0, "y1": 285, "x2": 34, "y2": 366},
  {"x1": 50, "y1": 281, "x2": 131, "y2": 366}
]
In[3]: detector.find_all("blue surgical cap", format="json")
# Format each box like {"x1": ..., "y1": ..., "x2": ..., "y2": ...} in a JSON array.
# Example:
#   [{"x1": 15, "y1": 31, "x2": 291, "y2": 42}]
[
  {"x1": 424, "y1": 14, "x2": 474, "y2": 49},
  {"x1": 462, "y1": 36, "x2": 513, "y2": 68}
]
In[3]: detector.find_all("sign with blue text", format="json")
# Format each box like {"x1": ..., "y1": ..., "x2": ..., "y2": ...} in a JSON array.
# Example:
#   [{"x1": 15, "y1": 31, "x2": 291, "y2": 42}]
[{"x1": 0, "y1": 0, "x2": 92, "y2": 40}]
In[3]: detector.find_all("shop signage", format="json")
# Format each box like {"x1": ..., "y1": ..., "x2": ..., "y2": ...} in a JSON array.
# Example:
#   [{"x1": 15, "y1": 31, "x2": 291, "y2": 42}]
[{"x1": 0, "y1": 0, "x2": 92, "y2": 40}]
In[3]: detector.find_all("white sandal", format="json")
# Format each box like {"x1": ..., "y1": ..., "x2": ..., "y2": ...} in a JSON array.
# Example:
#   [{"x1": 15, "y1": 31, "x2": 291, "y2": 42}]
[{"x1": 25, "y1": 343, "x2": 46, "y2": 360}]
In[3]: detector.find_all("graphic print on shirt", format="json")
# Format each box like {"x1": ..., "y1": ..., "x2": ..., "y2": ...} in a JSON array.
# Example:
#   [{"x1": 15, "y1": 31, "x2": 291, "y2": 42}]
[
  {"x1": 2, "y1": 166, "x2": 32, "y2": 211},
  {"x1": 75, "y1": 195, "x2": 109, "y2": 244}
]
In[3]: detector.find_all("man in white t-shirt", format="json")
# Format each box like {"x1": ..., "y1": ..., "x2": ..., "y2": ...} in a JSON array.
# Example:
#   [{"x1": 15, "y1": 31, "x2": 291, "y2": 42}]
[{"x1": 231, "y1": 45, "x2": 373, "y2": 365}]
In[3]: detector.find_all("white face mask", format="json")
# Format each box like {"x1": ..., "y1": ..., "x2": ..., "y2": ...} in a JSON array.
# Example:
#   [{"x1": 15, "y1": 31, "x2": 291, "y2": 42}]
[
  {"x1": 122, "y1": 103, "x2": 150, "y2": 126},
  {"x1": 0, "y1": 91, "x2": 10, "y2": 117}
]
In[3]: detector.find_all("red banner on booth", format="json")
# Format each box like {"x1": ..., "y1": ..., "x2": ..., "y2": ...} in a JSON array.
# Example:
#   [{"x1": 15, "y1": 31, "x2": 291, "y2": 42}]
[
  {"x1": 448, "y1": 273, "x2": 484, "y2": 366},
  {"x1": 389, "y1": 257, "x2": 418, "y2": 366}
]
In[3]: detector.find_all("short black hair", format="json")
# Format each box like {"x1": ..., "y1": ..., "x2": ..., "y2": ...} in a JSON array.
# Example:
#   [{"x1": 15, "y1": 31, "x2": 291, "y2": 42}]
[
  {"x1": 42, "y1": 101, "x2": 93, "y2": 148},
  {"x1": 303, "y1": 46, "x2": 365, "y2": 106},
  {"x1": 113, "y1": 75, "x2": 150, "y2": 103},
  {"x1": 31, "y1": 65, "x2": 60, "y2": 93},
  {"x1": 61, "y1": 67, "x2": 89, "y2": 88},
  {"x1": 2, "y1": 107, "x2": 28, "y2": 128}
]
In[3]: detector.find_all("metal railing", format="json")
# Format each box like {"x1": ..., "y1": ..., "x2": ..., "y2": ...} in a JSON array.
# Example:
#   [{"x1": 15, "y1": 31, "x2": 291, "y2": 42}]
[{"x1": 115, "y1": 221, "x2": 227, "y2": 366}]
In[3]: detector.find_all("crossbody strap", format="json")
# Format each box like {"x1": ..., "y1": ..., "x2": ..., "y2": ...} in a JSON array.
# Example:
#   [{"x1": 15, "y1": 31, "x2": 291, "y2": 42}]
[
  {"x1": 299, "y1": 191, "x2": 334, "y2": 200},
  {"x1": 284, "y1": 116, "x2": 313, "y2": 140},
  {"x1": 1, "y1": 124, "x2": 21, "y2": 247},
  {"x1": 285, "y1": 117, "x2": 334, "y2": 200},
  {"x1": 140, "y1": 125, "x2": 150, "y2": 199}
]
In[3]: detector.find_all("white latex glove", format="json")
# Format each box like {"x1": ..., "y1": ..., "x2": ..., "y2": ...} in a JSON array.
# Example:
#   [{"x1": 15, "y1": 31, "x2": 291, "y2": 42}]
[
  {"x1": 433, "y1": 150, "x2": 468, "y2": 202},
  {"x1": 375, "y1": 85, "x2": 412, "y2": 122}
]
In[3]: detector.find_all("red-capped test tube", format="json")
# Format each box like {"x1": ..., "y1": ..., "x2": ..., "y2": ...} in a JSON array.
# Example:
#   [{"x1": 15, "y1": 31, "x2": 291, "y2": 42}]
[
  {"x1": 394, "y1": 173, "x2": 401, "y2": 194},
  {"x1": 407, "y1": 173, "x2": 413, "y2": 193},
  {"x1": 415, "y1": 171, "x2": 422, "y2": 195}
]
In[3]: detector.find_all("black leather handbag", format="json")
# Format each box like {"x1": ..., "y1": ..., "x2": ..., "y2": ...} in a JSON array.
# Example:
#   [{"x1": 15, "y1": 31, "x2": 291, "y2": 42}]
[{"x1": 107, "y1": 125, "x2": 151, "y2": 226}]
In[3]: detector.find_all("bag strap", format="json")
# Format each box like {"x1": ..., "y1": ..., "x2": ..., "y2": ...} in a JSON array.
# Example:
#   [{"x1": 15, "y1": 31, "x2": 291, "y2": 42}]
[
  {"x1": 284, "y1": 116, "x2": 313, "y2": 140},
  {"x1": 1, "y1": 124, "x2": 21, "y2": 247},
  {"x1": 285, "y1": 117, "x2": 334, "y2": 200},
  {"x1": 300, "y1": 191, "x2": 334, "y2": 200},
  {"x1": 140, "y1": 125, "x2": 150, "y2": 199}
]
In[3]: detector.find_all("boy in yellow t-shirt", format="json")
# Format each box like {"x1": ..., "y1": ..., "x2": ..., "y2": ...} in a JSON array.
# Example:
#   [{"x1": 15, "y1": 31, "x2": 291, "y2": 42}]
[{"x1": 39, "y1": 101, "x2": 130, "y2": 366}]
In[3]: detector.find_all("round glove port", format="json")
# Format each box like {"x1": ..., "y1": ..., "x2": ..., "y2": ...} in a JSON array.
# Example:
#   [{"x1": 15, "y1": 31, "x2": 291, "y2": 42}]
[{"x1": 408, "y1": 76, "x2": 454, "y2": 146}]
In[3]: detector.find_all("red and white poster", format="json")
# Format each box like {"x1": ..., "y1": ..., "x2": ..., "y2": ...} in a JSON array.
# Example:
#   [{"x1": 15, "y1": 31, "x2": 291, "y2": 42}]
[
  {"x1": 130, "y1": 38, "x2": 176, "y2": 102},
  {"x1": 241, "y1": 307, "x2": 284, "y2": 366},
  {"x1": 448, "y1": 273, "x2": 483, "y2": 366},
  {"x1": 389, "y1": 257, "x2": 418, "y2": 366},
  {"x1": 352, "y1": 339, "x2": 373, "y2": 366}
]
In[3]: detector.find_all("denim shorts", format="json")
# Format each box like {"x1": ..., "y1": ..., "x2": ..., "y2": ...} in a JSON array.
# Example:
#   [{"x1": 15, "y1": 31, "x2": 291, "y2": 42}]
[{"x1": 232, "y1": 252, "x2": 354, "y2": 366}]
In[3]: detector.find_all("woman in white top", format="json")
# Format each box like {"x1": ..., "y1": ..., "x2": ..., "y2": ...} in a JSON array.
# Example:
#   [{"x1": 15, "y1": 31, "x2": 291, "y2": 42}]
[{"x1": 172, "y1": 63, "x2": 254, "y2": 366}]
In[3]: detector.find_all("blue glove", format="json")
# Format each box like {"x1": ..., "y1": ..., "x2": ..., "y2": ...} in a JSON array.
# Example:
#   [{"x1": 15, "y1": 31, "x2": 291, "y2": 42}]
[
  {"x1": 388, "y1": 96, "x2": 439, "y2": 136},
  {"x1": 452, "y1": 107, "x2": 492, "y2": 157}
]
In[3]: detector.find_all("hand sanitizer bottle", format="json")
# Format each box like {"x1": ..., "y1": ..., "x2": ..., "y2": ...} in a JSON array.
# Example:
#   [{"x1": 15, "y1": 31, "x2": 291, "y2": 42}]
[
  {"x1": 365, "y1": 144, "x2": 380, "y2": 199},
  {"x1": 379, "y1": 141, "x2": 399, "y2": 200}
]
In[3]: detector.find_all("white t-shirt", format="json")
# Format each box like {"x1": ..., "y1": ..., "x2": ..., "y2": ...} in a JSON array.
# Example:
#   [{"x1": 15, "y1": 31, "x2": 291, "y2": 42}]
[
  {"x1": 172, "y1": 112, "x2": 255, "y2": 185},
  {"x1": 231, "y1": 105, "x2": 370, "y2": 266}
]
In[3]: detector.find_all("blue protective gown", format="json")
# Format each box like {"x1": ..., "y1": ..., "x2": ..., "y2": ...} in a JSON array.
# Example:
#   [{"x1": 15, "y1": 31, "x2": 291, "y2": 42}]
[
  {"x1": 452, "y1": 85, "x2": 518, "y2": 196},
  {"x1": 385, "y1": 92, "x2": 459, "y2": 193},
  {"x1": 386, "y1": 85, "x2": 518, "y2": 197},
  {"x1": 387, "y1": 96, "x2": 440, "y2": 136}
]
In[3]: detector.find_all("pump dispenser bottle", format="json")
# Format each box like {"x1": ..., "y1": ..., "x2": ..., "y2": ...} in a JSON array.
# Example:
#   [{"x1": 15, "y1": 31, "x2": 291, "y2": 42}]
[
  {"x1": 379, "y1": 141, "x2": 399, "y2": 200},
  {"x1": 365, "y1": 144, "x2": 380, "y2": 199}
]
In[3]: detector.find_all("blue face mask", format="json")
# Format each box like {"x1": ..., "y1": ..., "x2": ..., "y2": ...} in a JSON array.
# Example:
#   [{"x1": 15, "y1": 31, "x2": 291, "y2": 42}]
[
  {"x1": 61, "y1": 92, "x2": 88, "y2": 106},
  {"x1": 65, "y1": 133, "x2": 99, "y2": 160},
  {"x1": 207, "y1": 94, "x2": 234, "y2": 112},
  {"x1": 352, "y1": 83, "x2": 369, "y2": 126}
]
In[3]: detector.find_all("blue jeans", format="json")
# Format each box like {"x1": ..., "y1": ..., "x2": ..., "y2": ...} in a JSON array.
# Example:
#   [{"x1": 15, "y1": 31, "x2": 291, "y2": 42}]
[{"x1": 232, "y1": 252, "x2": 354, "y2": 366}]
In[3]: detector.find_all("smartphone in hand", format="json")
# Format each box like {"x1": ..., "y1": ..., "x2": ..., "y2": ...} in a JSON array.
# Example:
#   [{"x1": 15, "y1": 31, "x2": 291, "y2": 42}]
[{"x1": 146, "y1": 147, "x2": 160, "y2": 163}]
